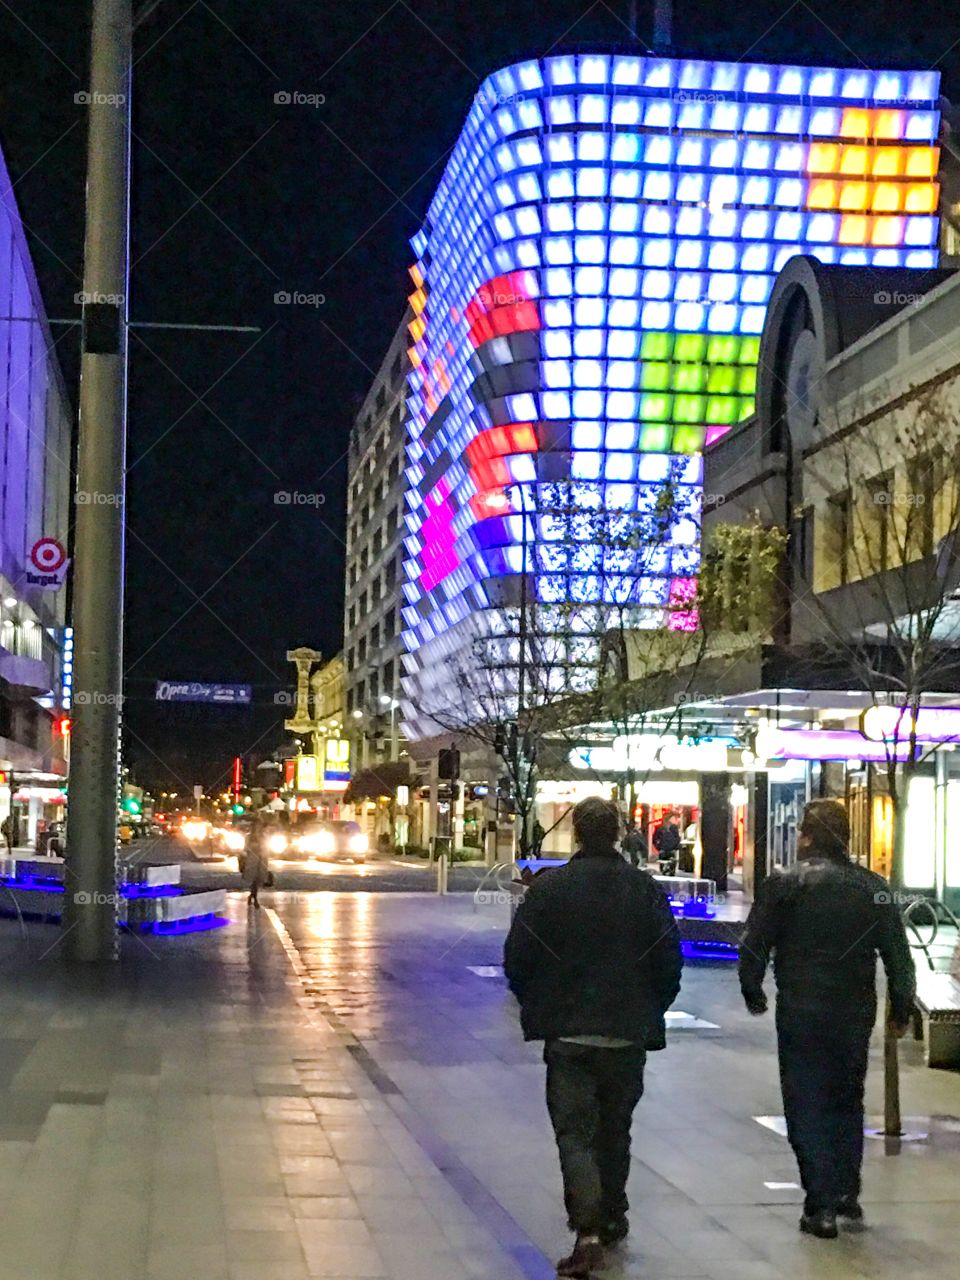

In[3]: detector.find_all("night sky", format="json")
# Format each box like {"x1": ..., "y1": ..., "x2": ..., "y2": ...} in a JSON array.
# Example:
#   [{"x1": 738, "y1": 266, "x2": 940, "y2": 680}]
[{"x1": 0, "y1": 0, "x2": 957, "y2": 790}]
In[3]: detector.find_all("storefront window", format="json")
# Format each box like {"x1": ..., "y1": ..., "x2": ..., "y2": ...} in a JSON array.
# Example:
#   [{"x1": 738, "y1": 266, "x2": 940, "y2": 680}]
[{"x1": 903, "y1": 774, "x2": 936, "y2": 890}]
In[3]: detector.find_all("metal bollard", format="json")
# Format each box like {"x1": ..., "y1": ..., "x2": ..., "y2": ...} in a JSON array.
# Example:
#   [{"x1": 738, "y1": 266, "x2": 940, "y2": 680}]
[{"x1": 436, "y1": 851, "x2": 449, "y2": 895}]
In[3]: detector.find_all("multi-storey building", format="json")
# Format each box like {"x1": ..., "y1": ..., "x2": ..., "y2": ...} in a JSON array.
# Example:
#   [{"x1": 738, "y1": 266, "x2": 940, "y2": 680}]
[
  {"x1": 399, "y1": 52, "x2": 941, "y2": 744},
  {"x1": 0, "y1": 145, "x2": 73, "y2": 846},
  {"x1": 343, "y1": 317, "x2": 409, "y2": 771}
]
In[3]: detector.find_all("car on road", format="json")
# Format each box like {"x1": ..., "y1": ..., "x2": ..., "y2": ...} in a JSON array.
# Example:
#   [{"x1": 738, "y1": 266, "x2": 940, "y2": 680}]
[{"x1": 291, "y1": 820, "x2": 368, "y2": 864}]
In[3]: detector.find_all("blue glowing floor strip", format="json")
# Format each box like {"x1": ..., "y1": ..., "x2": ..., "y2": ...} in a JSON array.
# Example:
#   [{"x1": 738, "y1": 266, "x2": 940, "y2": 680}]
[
  {"x1": 137, "y1": 915, "x2": 229, "y2": 936},
  {"x1": 681, "y1": 939, "x2": 740, "y2": 962}
]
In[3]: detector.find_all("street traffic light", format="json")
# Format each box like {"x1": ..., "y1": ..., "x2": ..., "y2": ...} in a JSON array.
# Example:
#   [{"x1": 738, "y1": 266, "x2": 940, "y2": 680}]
[{"x1": 438, "y1": 746, "x2": 460, "y2": 781}]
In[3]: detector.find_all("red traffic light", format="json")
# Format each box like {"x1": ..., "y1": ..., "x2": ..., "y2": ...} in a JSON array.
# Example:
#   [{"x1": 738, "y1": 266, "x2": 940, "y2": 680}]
[{"x1": 55, "y1": 715, "x2": 71, "y2": 737}]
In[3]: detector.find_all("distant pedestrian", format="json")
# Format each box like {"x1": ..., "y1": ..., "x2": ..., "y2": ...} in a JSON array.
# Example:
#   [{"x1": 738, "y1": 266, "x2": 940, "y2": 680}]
[
  {"x1": 244, "y1": 819, "x2": 273, "y2": 909},
  {"x1": 504, "y1": 796, "x2": 682, "y2": 1277},
  {"x1": 651, "y1": 813, "x2": 681, "y2": 870},
  {"x1": 739, "y1": 799, "x2": 916, "y2": 1239},
  {"x1": 620, "y1": 823, "x2": 648, "y2": 867},
  {"x1": 532, "y1": 821, "x2": 546, "y2": 858},
  {"x1": 1, "y1": 815, "x2": 12, "y2": 853}
]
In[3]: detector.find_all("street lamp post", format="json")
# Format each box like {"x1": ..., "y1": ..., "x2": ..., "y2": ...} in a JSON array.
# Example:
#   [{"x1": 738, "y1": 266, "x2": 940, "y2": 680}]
[{"x1": 63, "y1": 0, "x2": 132, "y2": 962}]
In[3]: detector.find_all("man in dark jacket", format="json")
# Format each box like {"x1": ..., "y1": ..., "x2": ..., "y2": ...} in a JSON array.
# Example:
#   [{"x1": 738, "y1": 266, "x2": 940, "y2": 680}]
[
  {"x1": 739, "y1": 799, "x2": 915, "y2": 1240},
  {"x1": 620, "y1": 823, "x2": 648, "y2": 867},
  {"x1": 504, "y1": 797, "x2": 682, "y2": 1277}
]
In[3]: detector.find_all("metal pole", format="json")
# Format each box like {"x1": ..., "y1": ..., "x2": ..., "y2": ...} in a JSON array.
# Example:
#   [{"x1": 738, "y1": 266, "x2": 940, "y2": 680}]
[
  {"x1": 517, "y1": 484, "x2": 528, "y2": 856},
  {"x1": 62, "y1": 0, "x2": 131, "y2": 962},
  {"x1": 653, "y1": 0, "x2": 673, "y2": 51}
]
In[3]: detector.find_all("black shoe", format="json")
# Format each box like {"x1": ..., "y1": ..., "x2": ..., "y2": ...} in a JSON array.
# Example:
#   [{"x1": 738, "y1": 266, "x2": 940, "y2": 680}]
[
  {"x1": 800, "y1": 1210, "x2": 838, "y2": 1239},
  {"x1": 556, "y1": 1235, "x2": 604, "y2": 1277},
  {"x1": 599, "y1": 1216, "x2": 629, "y2": 1246},
  {"x1": 836, "y1": 1197, "x2": 864, "y2": 1226}
]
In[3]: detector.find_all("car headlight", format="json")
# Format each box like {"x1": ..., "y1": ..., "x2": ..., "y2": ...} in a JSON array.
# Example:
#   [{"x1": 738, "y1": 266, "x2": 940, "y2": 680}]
[
  {"x1": 225, "y1": 831, "x2": 245, "y2": 851},
  {"x1": 267, "y1": 833, "x2": 288, "y2": 855},
  {"x1": 297, "y1": 834, "x2": 321, "y2": 855},
  {"x1": 348, "y1": 834, "x2": 368, "y2": 854}
]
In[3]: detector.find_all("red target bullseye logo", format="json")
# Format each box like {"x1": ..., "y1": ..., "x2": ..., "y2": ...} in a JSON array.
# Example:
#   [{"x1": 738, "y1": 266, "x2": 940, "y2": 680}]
[{"x1": 30, "y1": 538, "x2": 66, "y2": 573}]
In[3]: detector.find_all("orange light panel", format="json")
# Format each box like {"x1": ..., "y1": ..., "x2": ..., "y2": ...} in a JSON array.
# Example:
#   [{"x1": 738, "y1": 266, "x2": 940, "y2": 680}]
[
  {"x1": 806, "y1": 143, "x2": 839, "y2": 174},
  {"x1": 807, "y1": 179, "x2": 837, "y2": 209},
  {"x1": 875, "y1": 109, "x2": 905, "y2": 140},
  {"x1": 839, "y1": 146, "x2": 869, "y2": 176},
  {"x1": 904, "y1": 183, "x2": 938, "y2": 213},
  {"x1": 905, "y1": 146, "x2": 938, "y2": 178},
  {"x1": 839, "y1": 182, "x2": 870, "y2": 211},
  {"x1": 871, "y1": 183, "x2": 902, "y2": 213},
  {"x1": 840, "y1": 107, "x2": 871, "y2": 138},
  {"x1": 871, "y1": 216, "x2": 904, "y2": 246},
  {"x1": 839, "y1": 214, "x2": 870, "y2": 244}
]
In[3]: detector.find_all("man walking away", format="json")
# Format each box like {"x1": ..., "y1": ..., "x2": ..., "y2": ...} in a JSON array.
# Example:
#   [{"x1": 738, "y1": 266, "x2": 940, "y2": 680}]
[
  {"x1": 504, "y1": 797, "x2": 682, "y2": 1277},
  {"x1": 739, "y1": 799, "x2": 915, "y2": 1239},
  {"x1": 244, "y1": 817, "x2": 273, "y2": 909}
]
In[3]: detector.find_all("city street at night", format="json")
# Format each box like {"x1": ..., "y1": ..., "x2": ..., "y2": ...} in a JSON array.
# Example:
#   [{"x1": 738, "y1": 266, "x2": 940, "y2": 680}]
[
  {"x1": 0, "y1": 893, "x2": 958, "y2": 1280},
  {"x1": 5, "y1": 2, "x2": 960, "y2": 1277}
]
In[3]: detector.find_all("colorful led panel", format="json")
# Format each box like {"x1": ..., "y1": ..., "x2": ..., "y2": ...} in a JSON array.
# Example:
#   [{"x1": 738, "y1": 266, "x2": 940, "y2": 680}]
[{"x1": 400, "y1": 54, "x2": 940, "y2": 731}]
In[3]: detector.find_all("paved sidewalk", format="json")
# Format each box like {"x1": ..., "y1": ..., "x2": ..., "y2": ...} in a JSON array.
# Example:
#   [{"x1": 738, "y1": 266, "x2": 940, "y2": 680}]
[{"x1": 0, "y1": 892, "x2": 957, "y2": 1279}]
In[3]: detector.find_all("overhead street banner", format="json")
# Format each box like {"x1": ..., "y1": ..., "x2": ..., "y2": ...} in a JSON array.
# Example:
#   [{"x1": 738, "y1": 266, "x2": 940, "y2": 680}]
[{"x1": 155, "y1": 681, "x2": 252, "y2": 705}]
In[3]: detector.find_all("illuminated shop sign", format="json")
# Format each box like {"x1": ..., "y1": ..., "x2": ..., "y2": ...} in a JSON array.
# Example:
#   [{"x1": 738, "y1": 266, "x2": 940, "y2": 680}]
[
  {"x1": 571, "y1": 733, "x2": 739, "y2": 773},
  {"x1": 323, "y1": 738, "x2": 351, "y2": 792},
  {"x1": 295, "y1": 755, "x2": 320, "y2": 791},
  {"x1": 860, "y1": 704, "x2": 960, "y2": 743}
]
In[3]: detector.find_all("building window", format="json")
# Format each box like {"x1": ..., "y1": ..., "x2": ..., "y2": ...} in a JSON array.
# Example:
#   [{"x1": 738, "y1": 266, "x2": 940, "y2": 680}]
[
  {"x1": 370, "y1": 623, "x2": 381, "y2": 651},
  {"x1": 796, "y1": 507, "x2": 814, "y2": 584},
  {"x1": 827, "y1": 490, "x2": 853, "y2": 586},
  {"x1": 866, "y1": 473, "x2": 893, "y2": 573},
  {"x1": 383, "y1": 658, "x2": 395, "y2": 692},
  {"x1": 907, "y1": 453, "x2": 937, "y2": 560},
  {"x1": 358, "y1": 636, "x2": 367, "y2": 663}
]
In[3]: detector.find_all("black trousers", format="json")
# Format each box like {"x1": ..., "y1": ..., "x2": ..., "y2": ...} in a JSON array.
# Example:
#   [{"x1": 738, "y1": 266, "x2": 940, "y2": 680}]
[
  {"x1": 544, "y1": 1040, "x2": 646, "y2": 1234},
  {"x1": 776, "y1": 1012, "x2": 870, "y2": 1213}
]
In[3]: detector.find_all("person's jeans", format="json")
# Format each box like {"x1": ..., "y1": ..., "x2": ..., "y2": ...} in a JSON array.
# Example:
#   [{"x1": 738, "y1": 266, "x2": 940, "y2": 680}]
[
  {"x1": 776, "y1": 1011, "x2": 870, "y2": 1213},
  {"x1": 544, "y1": 1040, "x2": 647, "y2": 1234}
]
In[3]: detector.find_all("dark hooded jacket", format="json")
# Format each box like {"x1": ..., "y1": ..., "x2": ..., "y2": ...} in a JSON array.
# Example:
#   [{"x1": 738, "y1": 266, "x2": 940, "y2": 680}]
[
  {"x1": 739, "y1": 855, "x2": 916, "y2": 1029},
  {"x1": 503, "y1": 845, "x2": 682, "y2": 1047}
]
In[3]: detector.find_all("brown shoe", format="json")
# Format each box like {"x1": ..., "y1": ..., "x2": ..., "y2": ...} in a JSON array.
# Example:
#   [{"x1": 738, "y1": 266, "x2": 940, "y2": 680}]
[{"x1": 556, "y1": 1235, "x2": 603, "y2": 1277}]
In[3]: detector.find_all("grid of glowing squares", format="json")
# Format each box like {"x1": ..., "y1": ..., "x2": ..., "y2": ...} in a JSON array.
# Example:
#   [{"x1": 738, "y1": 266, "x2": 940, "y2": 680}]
[
  {"x1": 538, "y1": 333, "x2": 759, "y2": 455},
  {"x1": 483, "y1": 56, "x2": 937, "y2": 106}
]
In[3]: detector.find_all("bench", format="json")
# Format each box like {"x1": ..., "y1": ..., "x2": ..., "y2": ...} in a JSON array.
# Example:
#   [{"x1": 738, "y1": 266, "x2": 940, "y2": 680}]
[{"x1": 913, "y1": 969, "x2": 960, "y2": 1069}]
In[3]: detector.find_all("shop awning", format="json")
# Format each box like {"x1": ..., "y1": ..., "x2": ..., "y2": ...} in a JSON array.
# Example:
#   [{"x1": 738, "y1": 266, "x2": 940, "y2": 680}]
[{"x1": 343, "y1": 762, "x2": 412, "y2": 803}]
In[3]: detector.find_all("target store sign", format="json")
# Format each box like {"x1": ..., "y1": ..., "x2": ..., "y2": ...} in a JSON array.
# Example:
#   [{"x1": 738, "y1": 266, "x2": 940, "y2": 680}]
[{"x1": 26, "y1": 538, "x2": 69, "y2": 590}]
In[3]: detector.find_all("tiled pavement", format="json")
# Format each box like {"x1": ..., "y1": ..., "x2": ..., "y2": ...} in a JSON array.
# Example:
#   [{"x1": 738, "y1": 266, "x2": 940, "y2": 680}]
[{"x1": 0, "y1": 891, "x2": 958, "y2": 1279}]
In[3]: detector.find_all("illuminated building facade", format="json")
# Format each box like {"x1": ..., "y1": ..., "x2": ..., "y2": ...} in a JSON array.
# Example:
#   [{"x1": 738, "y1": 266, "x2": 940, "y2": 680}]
[
  {"x1": 400, "y1": 52, "x2": 940, "y2": 739},
  {"x1": 0, "y1": 143, "x2": 73, "y2": 843}
]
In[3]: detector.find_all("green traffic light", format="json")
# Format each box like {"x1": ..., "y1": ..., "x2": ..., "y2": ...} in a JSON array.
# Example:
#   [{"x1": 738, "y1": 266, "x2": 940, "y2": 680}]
[
  {"x1": 231, "y1": 803, "x2": 244, "y2": 815},
  {"x1": 122, "y1": 797, "x2": 141, "y2": 814}
]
